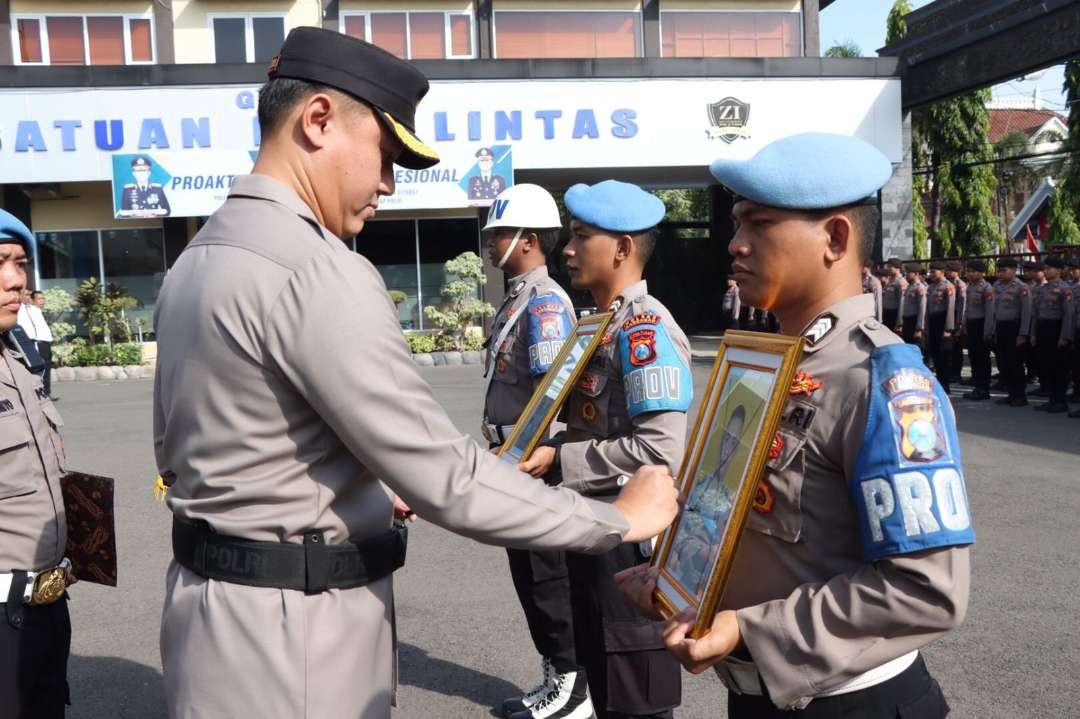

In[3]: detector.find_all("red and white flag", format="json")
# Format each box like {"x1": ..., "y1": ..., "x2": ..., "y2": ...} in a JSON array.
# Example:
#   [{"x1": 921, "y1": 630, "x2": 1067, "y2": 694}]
[{"x1": 1026, "y1": 226, "x2": 1042, "y2": 254}]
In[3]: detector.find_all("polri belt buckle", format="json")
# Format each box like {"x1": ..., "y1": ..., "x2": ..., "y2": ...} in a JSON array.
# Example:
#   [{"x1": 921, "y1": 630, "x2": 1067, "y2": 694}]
[{"x1": 29, "y1": 558, "x2": 70, "y2": 606}]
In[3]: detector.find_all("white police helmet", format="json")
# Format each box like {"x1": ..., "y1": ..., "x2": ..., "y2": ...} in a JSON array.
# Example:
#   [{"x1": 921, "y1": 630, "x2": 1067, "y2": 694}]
[{"x1": 482, "y1": 183, "x2": 561, "y2": 232}]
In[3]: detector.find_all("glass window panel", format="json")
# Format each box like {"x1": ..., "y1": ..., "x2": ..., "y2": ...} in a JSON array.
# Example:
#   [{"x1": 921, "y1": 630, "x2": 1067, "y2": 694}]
[
  {"x1": 371, "y1": 13, "x2": 407, "y2": 58},
  {"x1": 450, "y1": 15, "x2": 472, "y2": 56},
  {"x1": 343, "y1": 14, "x2": 367, "y2": 40},
  {"x1": 409, "y1": 13, "x2": 444, "y2": 59},
  {"x1": 252, "y1": 16, "x2": 285, "y2": 62},
  {"x1": 660, "y1": 15, "x2": 674, "y2": 58},
  {"x1": 17, "y1": 19, "x2": 43, "y2": 63},
  {"x1": 701, "y1": 14, "x2": 730, "y2": 58},
  {"x1": 46, "y1": 17, "x2": 86, "y2": 65},
  {"x1": 418, "y1": 218, "x2": 480, "y2": 330},
  {"x1": 494, "y1": 11, "x2": 641, "y2": 59},
  {"x1": 101, "y1": 228, "x2": 166, "y2": 333},
  {"x1": 660, "y1": 12, "x2": 800, "y2": 58},
  {"x1": 213, "y1": 17, "x2": 246, "y2": 63},
  {"x1": 36, "y1": 230, "x2": 100, "y2": 336},
  {"x1": 87, "y1": 16, "x2": 124, "y2": 65},
  {"x1": 129, "y1": 18, "x2": 153, "y2": 62},
  {"x1": 782, "y1": 14, "x2": 801, "y2": 56},
  {"x1": 356, "y1": 220, "x2": 419, "y2": 329}
]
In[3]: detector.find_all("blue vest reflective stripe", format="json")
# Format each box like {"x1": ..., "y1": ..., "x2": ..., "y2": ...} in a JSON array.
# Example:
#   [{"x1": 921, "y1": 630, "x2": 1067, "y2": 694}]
[{"x1": 851, "y1": 343, "x2": 975, "y2": 561}]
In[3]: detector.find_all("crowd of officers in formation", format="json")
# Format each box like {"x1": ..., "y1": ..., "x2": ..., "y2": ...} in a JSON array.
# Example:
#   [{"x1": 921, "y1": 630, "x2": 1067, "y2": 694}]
[
  {"x1": 863, "y1": 256, "x2": 1078, "y2": 415},
  {"x1": 727, "y1": 254, "x2": 1080, "y2": 415}
]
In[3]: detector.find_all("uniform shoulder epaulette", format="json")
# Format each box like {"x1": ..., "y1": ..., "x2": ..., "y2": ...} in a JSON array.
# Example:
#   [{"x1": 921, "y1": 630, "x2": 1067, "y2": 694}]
[{"x1": 856, "y1": 318, "x2": 901, "y2": 349}]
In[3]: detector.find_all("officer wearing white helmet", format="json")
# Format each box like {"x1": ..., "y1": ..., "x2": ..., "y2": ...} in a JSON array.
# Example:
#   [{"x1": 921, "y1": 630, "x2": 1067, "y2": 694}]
[{"x1": 481, "y1": 183, "x2": 588, "y2": 719}]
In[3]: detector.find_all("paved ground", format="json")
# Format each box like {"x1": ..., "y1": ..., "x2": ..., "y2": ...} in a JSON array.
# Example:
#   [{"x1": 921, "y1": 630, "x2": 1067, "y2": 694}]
[{"x1": 53, "y1": 362, "x2": 1079, "y2": 718}]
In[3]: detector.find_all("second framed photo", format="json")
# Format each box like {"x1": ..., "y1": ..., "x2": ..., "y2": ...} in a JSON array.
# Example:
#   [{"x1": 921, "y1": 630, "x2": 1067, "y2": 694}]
[
  {"x1": 651, "y1": 330, "x2": 804, "y2": 638},
  {"x1": 498, "y1": 312, "x2": 614, "y2": 464}
]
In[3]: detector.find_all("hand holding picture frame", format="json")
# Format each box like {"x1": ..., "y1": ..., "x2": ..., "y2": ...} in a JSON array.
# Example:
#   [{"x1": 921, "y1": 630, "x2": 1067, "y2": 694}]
[
  {"x1": 651, "y1": 330, "x2": 804, "y2": 638},
  {"x1": 498, "y1": 312, "x2": 614, "y2": 464}
]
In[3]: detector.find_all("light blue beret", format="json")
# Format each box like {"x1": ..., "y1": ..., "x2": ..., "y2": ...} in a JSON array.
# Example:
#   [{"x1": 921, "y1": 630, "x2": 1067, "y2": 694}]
[
  {"x1": 709, "y1": 133, "x2": 893, "y2": 210},
  {"x1": 0, "y1": 209, "x2": 33, "y2": 250},
  {"x1": 565, "y1": 180, "x2": 665, "y2": 233}
]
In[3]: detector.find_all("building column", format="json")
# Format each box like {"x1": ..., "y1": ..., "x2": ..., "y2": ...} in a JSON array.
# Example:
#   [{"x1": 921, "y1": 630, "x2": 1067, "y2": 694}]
[
  {"x1": 322, "y1": 1, "x2": 339, "y2": 31},
  {"x1": 880, "y1": 112, "x2": 915, "y2": 260},
  {"x1": 802, "y1": 0, "x2": 820, "y2": 57},
  {"x1": 642, "y1": 0, "x2": 660, "y2": 58},
  {"x1": 476, "y1": 0, "x2": 493, "y2": 59},
  {"x1": 153, "y1": 0, "x2": 175, "y2": 64},
  {"x1": 0, "y1": 0, "x2": 14, "y2": 65}
]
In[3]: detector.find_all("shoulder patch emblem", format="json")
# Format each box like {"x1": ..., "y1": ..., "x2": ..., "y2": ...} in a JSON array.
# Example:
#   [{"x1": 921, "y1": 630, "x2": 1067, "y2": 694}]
[
  {"x1": 804, "y1": 314, "x2": 835, "y2": 345},
  {"x1": 752, "y1": 480, "x2": 775, "y2": 514},
  {"x1": 883, "y1": 369, "x2": 946, "y2": 464},
  {"x1": 628, "y1": 329, "x2": 657, "y2": 366},
  {"x1": 789, "y1": 371, "x2": 823, "y2": 397},
  {"x1": 623, "y1": 312, "x2": 661, "y2": 331},
  {"x1": 540, "y1": 315, "x2": 561, "y2": 339}
]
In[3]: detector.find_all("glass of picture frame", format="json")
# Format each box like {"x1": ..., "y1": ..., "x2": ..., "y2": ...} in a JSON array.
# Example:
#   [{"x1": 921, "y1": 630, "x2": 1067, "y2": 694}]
[
  {"x1": 498, "y1": 312, "x2": 614, "y2": 464},
  {"x1": 651, "y1": 330, "x2": 805, "y2": 638}
]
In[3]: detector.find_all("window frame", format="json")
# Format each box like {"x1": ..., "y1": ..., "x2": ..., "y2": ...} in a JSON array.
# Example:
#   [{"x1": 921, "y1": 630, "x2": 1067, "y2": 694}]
[
  {"x1": 491, "y1": 8, "x2": 645, "y2": 60},
  {"x1": 10, "y1": 11, "x2": 157, "y2": 66},
  {"x1": 206, "y1": 11, "x2": 289, "y2": 64},
  {"x1": 339, "y1": 10, "x2": 477, "y2": 60},
  {"x1": 657, "y1": 9, "x2": 803, "y2": 59}
]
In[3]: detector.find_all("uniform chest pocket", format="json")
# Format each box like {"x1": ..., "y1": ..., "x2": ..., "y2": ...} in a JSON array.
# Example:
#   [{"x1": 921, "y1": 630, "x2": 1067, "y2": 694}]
[
  {"x1": 566, "y1": 372, "x2": 616, "y2": 437},
  {"x1": 0, "y1": 411, "x2": 37, "y2": 500},
  {"x1": 491, "y1": 350, "x2": 521, "y2": 386},
  {"x1": 39, "y1": 400, "x2": 66, "y2": 471},
  {"x1": 746, "y1": 429, "x2": 805, "y2": 543}
]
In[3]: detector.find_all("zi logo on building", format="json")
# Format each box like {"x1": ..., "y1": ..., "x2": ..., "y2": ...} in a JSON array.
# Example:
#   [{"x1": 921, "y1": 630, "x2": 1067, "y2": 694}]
[{"x1": 706, "y1": 97, "x2": 751, "y2": 143}]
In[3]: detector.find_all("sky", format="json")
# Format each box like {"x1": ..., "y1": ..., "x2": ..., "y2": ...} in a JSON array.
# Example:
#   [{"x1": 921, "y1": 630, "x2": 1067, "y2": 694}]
[{"x1": 819, "y1": 0, "x2": 1070, "y2": 115}]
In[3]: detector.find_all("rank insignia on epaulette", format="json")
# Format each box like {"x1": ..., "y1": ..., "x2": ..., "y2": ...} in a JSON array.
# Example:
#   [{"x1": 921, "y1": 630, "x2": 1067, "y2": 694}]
[
  {"x1": 752, "y1": 480, "x2": 775, "y2": 514},
  {"x1": 789, "y1": 371, "x2": 823, "y2": 396},
  {"x1": 623, "y1": 313, "x2": 660, "y2": 331}
]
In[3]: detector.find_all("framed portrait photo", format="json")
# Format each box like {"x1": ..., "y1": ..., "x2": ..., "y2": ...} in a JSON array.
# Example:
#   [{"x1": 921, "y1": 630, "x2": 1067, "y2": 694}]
[
  {"x1": 652, "y1": 330, "x2": 805, "y2": 638},
  {"x1": 498, "y1": 312, "x2": 615, "y2": 463}
]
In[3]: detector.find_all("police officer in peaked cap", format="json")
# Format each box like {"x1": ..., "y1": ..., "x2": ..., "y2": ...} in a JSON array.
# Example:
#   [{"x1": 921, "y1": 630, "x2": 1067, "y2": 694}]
[
  {"x1": 153, "y1": 27, "x2": 679, "y2": 718},
  {"x1": 617, "y1": 133, "x2": 973, "y2": 718},
  {"x1": 0, "y1": 209, "x2": 74, "y2": 718}
]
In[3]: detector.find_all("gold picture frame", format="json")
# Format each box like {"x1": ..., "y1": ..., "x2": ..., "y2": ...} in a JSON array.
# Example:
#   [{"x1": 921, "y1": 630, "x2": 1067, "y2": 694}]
[
  {"x1": 498, "y1": 312, "x2": 615, "y2": 463},
  {"x1": 652, "y1": 330, "x2": 805, "y2": 638}
]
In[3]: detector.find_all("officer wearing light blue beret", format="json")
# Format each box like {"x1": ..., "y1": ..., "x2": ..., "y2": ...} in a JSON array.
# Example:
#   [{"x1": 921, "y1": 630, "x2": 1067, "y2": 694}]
[
  {"x1": 616, "y1": 134, "x2": 972, "y2": 719},
  {"x1": 517, "y1": 179, "x2": 691, "y2": 719}
]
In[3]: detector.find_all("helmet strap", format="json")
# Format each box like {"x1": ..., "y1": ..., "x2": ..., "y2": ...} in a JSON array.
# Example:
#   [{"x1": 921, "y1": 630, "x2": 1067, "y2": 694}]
[{"x1": 496, "y1": 227, "x2": 525, "y2": 270}]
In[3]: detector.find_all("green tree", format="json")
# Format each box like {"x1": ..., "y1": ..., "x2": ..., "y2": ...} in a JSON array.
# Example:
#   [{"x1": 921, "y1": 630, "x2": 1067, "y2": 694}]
[
  {"x1": 1049, "y1": 60, "x2": 1080, "y2": 245},
  {"x1": 824, "y1": 40, "x2": 861, "y2": 58},
  {"x1": 41, "y1": 286, "x2": 76, "y2": 343},
  {"x1": 422, "y1": 252, "x2": 495, "y2": 351},
  {"x1": 888, "y1": 0, "x2": 929, "y2": 258},
  {"x1": 74, "y1": 278, "x2": 138, "y2": 348}
]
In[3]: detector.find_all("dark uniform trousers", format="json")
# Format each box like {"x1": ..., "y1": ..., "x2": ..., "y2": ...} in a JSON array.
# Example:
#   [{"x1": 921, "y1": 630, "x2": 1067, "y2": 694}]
[
  {"x1": 950, "y1": 328, "x2": 964, "y2": 381},
  {"x1": 993, "y1": 320, "x2": 1027, "y2": 401},
  {"x1": 566, "y1": 543, "x2": 680, "y2": 719},
  {"x1": 900, "y1": 317, "x2": 929, "y2": 364},
  {"x1": 506, "y1": 547, "x2": 577, "y2": 672},
  {"x1": 727, "y1": 655, "x2": 949, "y2": 719},
  {"x1": 964, "y1": 319, "x2": 991, "y2": 392},
  {"x1": 883, "y1": 308, "x2": 899, "y2": 334},
  {"x1": 926, "y1": 313, "x2": 951, "y2": 390},
  {"x1": 37, "y1": 341, "x2": 52, "y2": 397},
  {"x1": 1035, "y1": 319, "x2": 1069, "y2": 405},
  {"x1": 1071, "y1": 343, "x2": 1080, "y2": 398},
  {"x1": 0, "y1": 594, "x2": 71, "y2": 718}
]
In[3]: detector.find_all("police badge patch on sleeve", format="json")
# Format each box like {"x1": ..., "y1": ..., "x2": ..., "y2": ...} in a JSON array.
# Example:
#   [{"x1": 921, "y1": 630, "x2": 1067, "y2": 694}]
[
  {"x1": 618, "y1": 313, "x2": 693, "y2": 417},
  {"x1": 851, "y1": 344, "x2": 975, "y2": 561},
  {"x1": 526, "y1": 293, "x2": 573, "y2": 377}
]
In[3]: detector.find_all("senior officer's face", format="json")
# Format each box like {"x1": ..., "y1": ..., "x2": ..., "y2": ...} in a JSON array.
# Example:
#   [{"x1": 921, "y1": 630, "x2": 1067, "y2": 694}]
[
  {"x1": 728, "y1": 200, "x2": 847, "y2": 312},
  {"x1": 297, "y1": 92, "x2": 399, "y2": 239},
  {"x1": 0, "y1": 242, "x2": 28, "y2": 332}
]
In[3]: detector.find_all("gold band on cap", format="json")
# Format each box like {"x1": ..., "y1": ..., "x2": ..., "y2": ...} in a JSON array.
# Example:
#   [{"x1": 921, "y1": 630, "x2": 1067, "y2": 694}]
[{"x1": 382, "y1": 112, "x2": 440, "y2": 163}]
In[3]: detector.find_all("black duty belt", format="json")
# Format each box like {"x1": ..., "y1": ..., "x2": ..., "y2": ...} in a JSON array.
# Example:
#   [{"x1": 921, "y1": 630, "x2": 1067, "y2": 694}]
[{"x1": 172, "y1": 517, "x2": 407, "y2": 594}]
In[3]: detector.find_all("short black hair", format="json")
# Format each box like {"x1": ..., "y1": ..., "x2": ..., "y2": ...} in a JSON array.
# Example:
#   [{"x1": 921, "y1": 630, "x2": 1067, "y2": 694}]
[
  {"x1": 257, "y1": 77, "x2": 368, "y2": 137},
  {"x1": 805, "y1": 203, "x2": 879, "y2": 262},
  {"x1": 531, "y1": 229, "x2": 561, "y2": 256},
  {"x1": 632, "y1": 228, "x2": 658, "y2": 265},
  {"x1": 30, "y1": 290, "x2": 44, "y2": 299}
]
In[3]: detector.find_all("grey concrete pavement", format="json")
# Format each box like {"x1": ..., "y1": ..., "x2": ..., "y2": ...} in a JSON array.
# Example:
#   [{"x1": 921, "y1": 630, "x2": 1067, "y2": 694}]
[{"x1": 52, "y1": 364, "x2": 1078, "y2": 718}]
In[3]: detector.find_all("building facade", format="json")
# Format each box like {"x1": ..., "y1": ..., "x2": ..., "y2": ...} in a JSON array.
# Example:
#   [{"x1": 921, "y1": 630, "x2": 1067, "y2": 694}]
[{"x1": 0, "y1": 0, "x2": 908, "y2": 334}]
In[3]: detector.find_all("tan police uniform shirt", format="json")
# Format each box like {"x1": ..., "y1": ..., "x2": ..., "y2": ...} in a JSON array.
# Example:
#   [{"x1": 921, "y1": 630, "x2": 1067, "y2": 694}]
[
  {"x1": 901, "y1": 279, "x2": 927, "y2": 330},
  {"x1": 0, "y1": 333, "x2": 67, "y2": 573},
  {"x1": 952, "y1": 277, "x2": 967, "y2": 327},
  {"x1": 483, "y1": 265, "x2": 574, "y2": 434},
  {"x1": 153, "y1": 174, "x2": 629, "y2": 719},
  {"x1": 986, "y1": 278, "x2": 1032, "y2": 337},
  {"x1": 720, "y1": 294, "x2": 971, "y2": 710},
  {"x1": 559, "y1": 281, "x2": 693, "y2": 495},
  {"x1": 964, "y1": 278, "x2": 995, "y2": 336},
  {"x1": 1032, "y1": 278, "x2": 1075, "y2": 345},
  {"x1": 882, "y1": 274, "x2": 907, "y2": 318},
  {"x1": 927, "y1": 278, "x2": 956, "y2": 332},
  {"x1": 862, "y1": 273, "x2": 883, "y2": 322}
]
